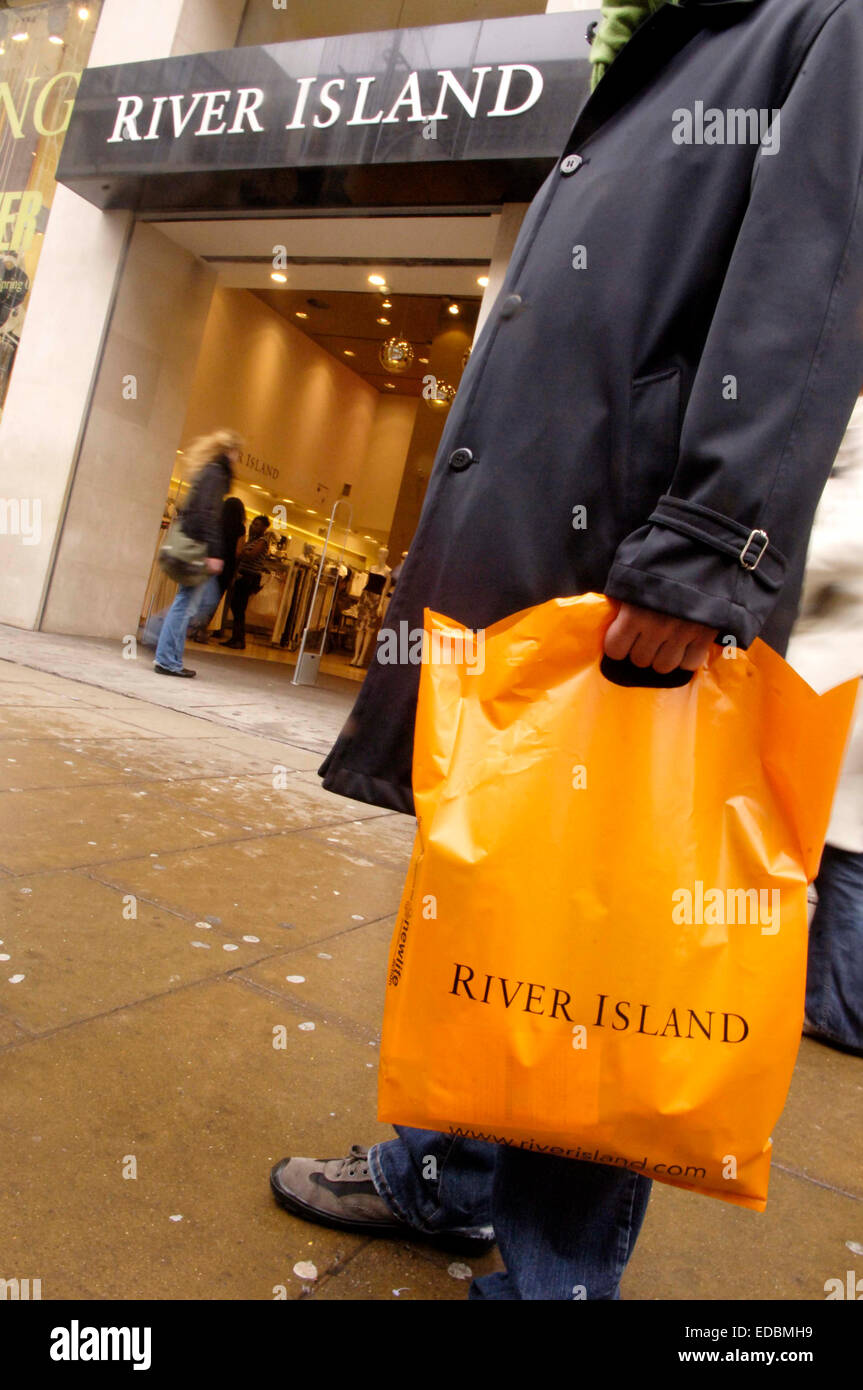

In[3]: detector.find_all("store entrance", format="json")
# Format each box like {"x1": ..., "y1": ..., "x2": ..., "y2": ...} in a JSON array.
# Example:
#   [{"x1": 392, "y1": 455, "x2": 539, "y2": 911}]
[{"x1": 138, "y1": 211, "x2": 496, "y2": 683}]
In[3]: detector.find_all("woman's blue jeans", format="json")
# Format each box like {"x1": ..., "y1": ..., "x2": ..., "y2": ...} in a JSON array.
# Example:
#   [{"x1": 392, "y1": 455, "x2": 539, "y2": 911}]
[
  {"x1": 806, "y1": 843, "x2": 863, "y2": 1052},
  {"x1": 369, "y1": 1125, "x2": 651, "y2": 1300},
  {"x1": 153, "y1": 581, "x2": 209, "y2": 672}
]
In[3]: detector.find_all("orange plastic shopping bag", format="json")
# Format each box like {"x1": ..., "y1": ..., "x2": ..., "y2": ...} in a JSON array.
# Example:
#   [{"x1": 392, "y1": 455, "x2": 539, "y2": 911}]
[{"x1": 378, "y1": 594, "x2": 858, "y2": 1210}]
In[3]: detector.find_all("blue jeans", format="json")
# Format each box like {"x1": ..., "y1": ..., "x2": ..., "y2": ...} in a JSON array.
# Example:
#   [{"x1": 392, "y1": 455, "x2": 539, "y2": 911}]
[
  {"x1": 189, "y1": 575, "x2": 222, "y2": 632},
  {"x1": 806, "y1": 844, "x2": 863, "y2": 1053},
  {"x1": 369, "y1": 1125, "x2": 651, "y2": 1300},
  {"x1": 153, "y1": 581, "x2": 209, "y2": 672}
]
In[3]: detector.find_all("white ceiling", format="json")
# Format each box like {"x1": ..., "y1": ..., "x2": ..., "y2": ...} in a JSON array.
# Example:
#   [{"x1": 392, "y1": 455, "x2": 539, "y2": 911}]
[{"x1": 150, "y1": 213, "x2": 499, "y2": 295}]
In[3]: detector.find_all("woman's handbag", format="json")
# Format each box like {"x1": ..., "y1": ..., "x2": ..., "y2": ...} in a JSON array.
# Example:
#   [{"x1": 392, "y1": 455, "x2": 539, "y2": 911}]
[{"x1": 157, "y1": 518, "x2": 209, "y2": 587}]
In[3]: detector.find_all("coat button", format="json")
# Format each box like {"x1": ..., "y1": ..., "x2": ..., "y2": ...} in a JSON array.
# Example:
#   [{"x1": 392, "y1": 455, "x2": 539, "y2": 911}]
[
  {"x1": 560, "y1": 153, "x2": 583, "y2": 176},
  {"x1": 448, "y1": 447, "x2": 474, "y2": 472},
  {"x1": 499, "y1": 293, "x2": 523, "y2": 319}
]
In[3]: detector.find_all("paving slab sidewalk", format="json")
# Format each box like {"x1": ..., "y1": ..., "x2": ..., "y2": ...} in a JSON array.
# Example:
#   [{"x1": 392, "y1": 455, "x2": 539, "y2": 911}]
[{"x1": 0, "y1": 646, "x2": 859, "y2": 1302}]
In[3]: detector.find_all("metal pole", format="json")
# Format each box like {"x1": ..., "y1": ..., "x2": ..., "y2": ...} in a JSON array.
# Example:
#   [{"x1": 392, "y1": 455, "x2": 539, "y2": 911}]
[{"x1": 292, "y1": 497, "x2": 353, "y2": 686}]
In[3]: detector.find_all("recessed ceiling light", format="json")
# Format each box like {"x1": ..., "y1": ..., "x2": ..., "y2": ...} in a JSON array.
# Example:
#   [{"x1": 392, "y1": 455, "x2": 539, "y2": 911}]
[
  {"x1": 381, "y1": 299, "x2": 392, "y2": 308},
  {"x1": 78, "y1": 5, "x2": 90, "y2": 18},
  {"x1": 11, "y1": 32, "x2": 28, "y2": 42},
  {"x1": 48, "y1": 35, "x2": 64, "y2": 45},
  {"x1": 368, "y1": 274, "x2": 386, "y2": 286},
  {"x1": 384, "y1": 383, "x2": 396, "y2": 389},
  {"x1": 418, "y1": 357, "x2": 429, "y2": 364},
  {"x1": 306, "y1": 509, "x2": 317, "y2": 514},
  {"x1": 477, "y1": 275, "x2": 489, "y2": 287},
  {"x1": 271, "y1": 271, "x2": 287, "y2": 283},
  {"x1": 250, "y1": 484, "x2": 265, "y2": 491},
  {"x1": 377, "y1": 317, "x2": 390, "y2": 325},
  {"x1": 282, "y1": 498, "x2": 294, "y2": 504},
  {"x1": 343, "y1": 349, "x2": 355, "y2": 357},
  {"x1": 448, "y1": 303, "x2": 460, "y2": 315},
  {"x1": 295, "y1": 310, "x2": 308, "y2": 318}
]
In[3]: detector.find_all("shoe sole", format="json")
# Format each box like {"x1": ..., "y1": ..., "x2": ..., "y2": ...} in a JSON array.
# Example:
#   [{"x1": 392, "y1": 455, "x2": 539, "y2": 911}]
[{"x1": 269, "y1": 1163, "x2": 494, "y2": 1257}]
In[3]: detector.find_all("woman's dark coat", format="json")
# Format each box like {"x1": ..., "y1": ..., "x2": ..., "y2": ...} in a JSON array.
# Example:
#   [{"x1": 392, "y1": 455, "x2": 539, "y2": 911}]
[
  {"x1": 321, "y1": 0, "x2": 863, "y2": 815},
  {"x1": 180, "y1": 454, "x2": 233, "y2": 557}
]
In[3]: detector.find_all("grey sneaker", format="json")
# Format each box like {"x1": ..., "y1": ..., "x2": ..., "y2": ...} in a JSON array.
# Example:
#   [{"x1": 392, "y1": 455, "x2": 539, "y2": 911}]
[{"x1": 270, "y1": 1144, "x2": 494, "y2": 1255}]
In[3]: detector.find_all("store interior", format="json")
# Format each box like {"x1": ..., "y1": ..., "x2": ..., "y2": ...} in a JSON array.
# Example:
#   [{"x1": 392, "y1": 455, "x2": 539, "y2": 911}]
[{"x1": 139, "y1": 211, "x2": 497, "y2": 681}]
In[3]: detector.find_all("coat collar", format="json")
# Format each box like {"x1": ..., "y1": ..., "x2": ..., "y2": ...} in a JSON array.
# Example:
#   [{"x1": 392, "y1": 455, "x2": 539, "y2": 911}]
[{"x1": 567, "y1": 0, "x2": 763, "y2": 155}]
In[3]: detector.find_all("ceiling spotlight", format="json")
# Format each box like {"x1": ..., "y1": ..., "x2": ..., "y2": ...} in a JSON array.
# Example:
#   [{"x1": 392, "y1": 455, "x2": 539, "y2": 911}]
[
  {"x1": 384, "y1": 383, "x2": 396, "y2": 389},
  {"x1": 11, "y1": 32, "x2": 29, "y2": 42},
  {"x1": 418, "y1": 357, "x2": 429, "y2": 364},
  {"x1": 376, "y1": 316, "x2": 390, "y2": 325},
  {"x1": 477, "y1": 275, "x2": 489, "y2": 287},
  {"x1": 48, "y1": 35, "x2": 64, "y2": 46},
  {"x1": 343, "y1": 349, "x2": 355, "y2": 357},
  {"x1": 368, "y1": 273, "x2": 386, "y2": 286},
  {"x1": 306, "y1": 509, "x2": 317, "y2": 515},
  {"x1": 78, "y1": 6, "x2": 90, "y2": 18},
  {"x1": 295, "y1": 310, "x2": 308, "y2": 318},
  {"x1": 381, "y1": 299, "x2": 392, "y2": 308},
  {"x1": 448, "y1": 302, "x2": 460, "y2": 315},
  {"x1": 270, "y1": 271, "x2": 287, "y2": 283}
]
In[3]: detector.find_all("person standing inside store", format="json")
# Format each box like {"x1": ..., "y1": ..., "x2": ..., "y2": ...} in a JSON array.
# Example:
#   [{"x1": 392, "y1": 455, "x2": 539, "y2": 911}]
[
  {"x1": 220, "y1": 514, "x2": 271, "y2": 651},
  {"x1": 350, "y1": 548, "x2": 391, "y2": 668},
  {"x1": 191, "y1": 496, "x2": 247, "y2": 643},
  {"x1": 153, "y1": 430, "x2": 242, "y2": 677},
  {"x1": 272, "y1": 0, "x2": 863, "y2": 1300}
]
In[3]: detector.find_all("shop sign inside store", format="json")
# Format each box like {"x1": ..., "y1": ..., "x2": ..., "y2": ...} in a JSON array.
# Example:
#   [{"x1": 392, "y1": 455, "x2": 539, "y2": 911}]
[{"x1": 240, "y1": 451, "x2": 280, "y2": 484}]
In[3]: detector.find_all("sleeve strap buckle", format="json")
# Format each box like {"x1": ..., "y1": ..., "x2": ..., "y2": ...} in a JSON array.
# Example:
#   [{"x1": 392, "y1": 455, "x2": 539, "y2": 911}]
[{"x1": 739, "y1": 528, "x2": 770, "y2": 571}]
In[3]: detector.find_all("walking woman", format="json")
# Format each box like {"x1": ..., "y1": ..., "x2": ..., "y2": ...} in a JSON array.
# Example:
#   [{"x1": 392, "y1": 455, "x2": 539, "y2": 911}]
[
  {"x1": 154, "y1": 429, "x2": 243, "y2": 678},
  {"x1": 190, "y1": 495, "x2": 248, "y2": 643}
]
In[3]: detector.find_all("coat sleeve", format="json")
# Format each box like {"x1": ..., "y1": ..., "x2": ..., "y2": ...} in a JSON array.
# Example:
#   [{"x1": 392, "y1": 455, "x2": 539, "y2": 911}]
[{"x1": 605, "y1": 0, "x2": 863, "y2": 649}]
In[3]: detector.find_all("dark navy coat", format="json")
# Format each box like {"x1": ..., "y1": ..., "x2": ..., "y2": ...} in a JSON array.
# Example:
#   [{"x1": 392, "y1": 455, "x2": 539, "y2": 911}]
[{"x1": 321, "y1": 0, "x2": 863, "y2": 814}]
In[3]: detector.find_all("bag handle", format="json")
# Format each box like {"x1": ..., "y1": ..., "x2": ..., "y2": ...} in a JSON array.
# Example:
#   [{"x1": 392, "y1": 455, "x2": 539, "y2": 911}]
[{"x1": 599, "y1": 653, "x2": 694, "y2": 689}]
